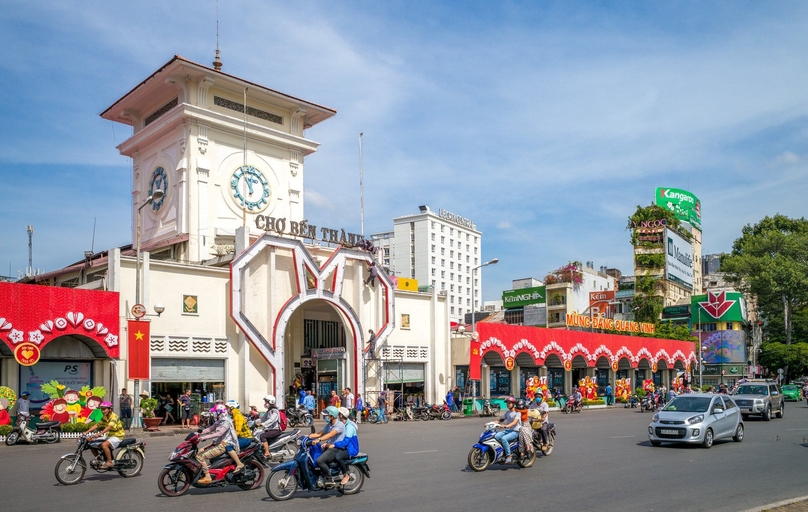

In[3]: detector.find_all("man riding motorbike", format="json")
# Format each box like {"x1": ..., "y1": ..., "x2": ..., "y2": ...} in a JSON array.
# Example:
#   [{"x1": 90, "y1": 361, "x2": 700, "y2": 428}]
[
  {"x1": 310, "y1": 406, "x2": 345, "y2": 485},
  {"x1": 196, "y1": 404, "x2": 242, "y2": 484},
  {"x1": 494, "y1": 396, "x2": 521, "y2": 464},
  {"x1": 531, "y1": 392, "x2": 550, "y2": 451},
  {"x1": 84, "y1": 402, "x2": 125, "y2": 468},
  {"x1": 257, "y1": 394, "x2": 282, "y2": 459},
  {"x1": 569, "y1": 387, "x2": 582, "y2": 410}
]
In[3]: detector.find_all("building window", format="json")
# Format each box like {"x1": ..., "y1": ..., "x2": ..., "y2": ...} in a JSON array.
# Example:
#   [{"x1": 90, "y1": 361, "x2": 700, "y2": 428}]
[
  {"x1": 441, "y1": 282, "x2": 445, "y2": 290},
  {"x1": 431, "y1": 233, "x2": 435, "y2": 241},
  {"x1": 441, "y1": 270, "x2": 445, "y2": 278},
  {"x1": 466, "y1": 244, "x2": 470, "y2": 251},
  {"x1": 431, "y1": 268, "x2": 435, "y2": 276},
  {"x1": 441, "y1": 225, "x2": 445, "y2": 233},
  {"x1": 451, "y1": 306, "x2": 455, "y2": 314},
  {"x1": 431, "y1": 256, "x2": 436, "y2": 264},
  {"x1": 458, "y1": 264, "x2": 462, "y2": 272},
  {"x1": 466, "y1": 256, "x2": 470, "y2": 263},
  {"x1": 441, "y1": 248, "x2": 445, "y2": 255},
  {"x1": 441, "y1": 259, "x2": 445, "y2": 267},
  {"x1": 432, "y1": 279, "x2": 436, "y2": 286},
  {"x1": 458, "y1": 286, "x2": 462, "y2": 294},
  {"x1": 450, "y1": 239, "x2": 453, "y2": 247},
  {"x1": 450, "y1": 250, "x2": 454, "y2": 258},
  {"x1": 450, "y1": 284, "x2": 454, "y2": 292},
  {"x1": 450, "y1": 228, "x2": 454, "y2": 235},
  {"x1": 441, "y1": 236, "x2": 445, "y2": 244},
  {"x1": 474, "y1": 247, "x2": 478, "y2": 254},
  {"x1": 431, "y1": 244, "x2": 435, "y2": 253},
  {"x1": 450, "y1": 262, "x2": 454, "y2": 269}
]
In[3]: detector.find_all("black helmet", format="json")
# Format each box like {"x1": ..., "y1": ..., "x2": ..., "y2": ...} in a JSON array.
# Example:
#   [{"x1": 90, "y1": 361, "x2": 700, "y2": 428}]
[{"x1": 515, "y1": 399, "x2": 526, "y2": 410}]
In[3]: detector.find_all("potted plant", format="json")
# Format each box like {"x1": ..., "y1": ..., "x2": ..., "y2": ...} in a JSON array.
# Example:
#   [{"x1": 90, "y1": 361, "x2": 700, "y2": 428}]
[{"x1": 139, "y1": 397, "x2": 162, "y2": 430}]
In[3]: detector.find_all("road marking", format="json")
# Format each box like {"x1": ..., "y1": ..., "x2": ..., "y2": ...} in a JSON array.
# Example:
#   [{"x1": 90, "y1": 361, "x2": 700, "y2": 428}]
[
  {"x1": 786, "y1": 428, "x2": 808, "y2": 431},
  {"x1": 404, "y1": 449, "x2": 438, "y2": 454},
  {"x1": 610, "y1": 435, "x2": 635, "y2": 438}
]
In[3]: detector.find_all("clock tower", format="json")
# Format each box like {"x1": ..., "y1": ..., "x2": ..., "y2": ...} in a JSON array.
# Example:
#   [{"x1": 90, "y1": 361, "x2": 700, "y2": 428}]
[{"x1": 101, "y1": 55, "x2": 336, "y2": 262}]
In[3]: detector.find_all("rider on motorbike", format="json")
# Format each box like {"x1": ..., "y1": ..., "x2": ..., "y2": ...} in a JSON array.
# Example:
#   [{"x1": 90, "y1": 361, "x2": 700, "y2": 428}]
[
  {"x1": 531, "y1": 392, "x2": 550, "y2": 450},
  {"x1": 494, "y1": 396, "x2": 521, "y2": 464},
  {"x1": 196, "y1": 404, "x2": 242, "y2": 484},
  {"x1": 310, "y1": 406, "x2": 345, "y2": 485},
  {"x1": 85, "y1": 402, "x2": 125, "y2": 468},
  {"x1": 227, "y1": 400, "x2": 253, "y2": 451},
  {"x1": 257, "y1": 394, "x2": 282, "y2": 459},
  {"x1": 332, "y1": 407, "x2": 359, "y2": 486},
  {"x1": 570, "y1": 387, "x2": 582, "y2": 410}
]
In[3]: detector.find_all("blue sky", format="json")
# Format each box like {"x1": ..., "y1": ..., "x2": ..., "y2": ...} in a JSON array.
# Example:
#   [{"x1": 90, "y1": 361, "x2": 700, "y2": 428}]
[{"x1": 1, "y1": 1, "x2": 807, "y2": 300}]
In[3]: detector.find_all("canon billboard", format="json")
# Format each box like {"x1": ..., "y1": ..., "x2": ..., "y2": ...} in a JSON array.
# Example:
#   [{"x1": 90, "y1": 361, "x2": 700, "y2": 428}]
[{"x1": 666, "y1": 228, "x2": 694, "y2": 289}]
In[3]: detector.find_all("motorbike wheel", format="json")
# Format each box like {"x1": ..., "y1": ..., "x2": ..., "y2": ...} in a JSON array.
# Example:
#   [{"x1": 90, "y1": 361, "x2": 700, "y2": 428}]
[
  {"x1": 419, "y1": 411, "x2": 430, "y2": 421},
  {"x1": 542, "y1": 434, "x2": 555, "y2": 456},
  {"x1": 237, "y1": 460, "x2": 265, "y2": 490},
  {"x1": 266, "y1": 469, "x2": 298, "y2": 501},
  {"x1": 158, "y1": 466, "x2": 192, "y2": 497},
  {"x1": 5, "y1": 431, "x2": 20, "y2": 446},
  {"x1": 441, "y1": 410, "x2": 452, "y2": 420},
  {"x1": 367, "y1": 410, "x2": 379, "y2": 424},
  {"x1": 468, "y1": 447, "x2": 491, "y2": 472},
  {"x1": 117, "y1": 450, "x2": 144, "y2": 478},
  {"x1": 336, "y1": 464, "x2": 365, "y2": 495},
  {"x1": 517, "y1": 448, "x2": 536, "y2": 468},
  {"x1": 46, "y1": 431, "x2": 60, "y2": 444},
  {"x1": 55, "y1": 455, "x2": 86, "y2": 485}
]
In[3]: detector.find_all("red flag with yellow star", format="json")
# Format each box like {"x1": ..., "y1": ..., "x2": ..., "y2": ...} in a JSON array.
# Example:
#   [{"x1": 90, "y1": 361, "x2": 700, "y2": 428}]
[{"x1": 127, "y1": 320, "x2": 150, "y2": 380}]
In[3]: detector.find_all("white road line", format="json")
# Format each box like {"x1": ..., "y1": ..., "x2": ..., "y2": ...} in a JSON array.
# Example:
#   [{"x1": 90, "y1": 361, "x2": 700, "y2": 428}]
[
  {"x1": 786, "y1": 428, "x2": 808, "y2": 431},
  {"x1": 404, "y1": 449, "x2": 438, "y2": 454},
  {"x1": 610, "y1": 435, "x2": 635, "y2": 438}
]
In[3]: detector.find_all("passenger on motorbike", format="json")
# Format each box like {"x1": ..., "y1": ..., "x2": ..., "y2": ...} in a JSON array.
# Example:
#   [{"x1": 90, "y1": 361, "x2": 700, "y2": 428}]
[
  {"x1": 331, "y1": 407, "x2": 359, "y2": 486},
  {"x1": 227, "y1": 400, "x2": 253, "y2": 452},
  {"x1": 532, "y1": 392, "x2": 550, "y2": 450},
  {"x1": 85, "y1": 402, "x2": 125, "y2": 468},
  {"x1": 257, "y1": 394, "x2": 282, "y2": 459},
  {"x1": 494, "y1": 396, "x2": 521, "y2": 464},
  {"x1": 310, "y1": 406, "x2": 346, "y2": 485},
  {"x1": 515, "y1": 398, "x2": 533, "y2": 454},
  {"x1": 196, "y1": 404, "x2": 242, "y2": 484},
  {"x1": 570, "y1": 388, "x2": 582, "y2": 409}
]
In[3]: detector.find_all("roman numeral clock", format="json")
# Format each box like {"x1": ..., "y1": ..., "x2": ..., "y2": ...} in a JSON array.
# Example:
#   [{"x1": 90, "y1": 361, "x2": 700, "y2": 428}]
[{"x1": 230, "y1": 165, "x2": 271, "y2": 212}]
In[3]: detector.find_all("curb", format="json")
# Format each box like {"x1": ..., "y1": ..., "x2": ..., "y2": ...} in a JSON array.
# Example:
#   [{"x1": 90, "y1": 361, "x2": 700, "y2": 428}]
[{"x1": 740, "y1": 496, "x2": 808, "y2": 512}]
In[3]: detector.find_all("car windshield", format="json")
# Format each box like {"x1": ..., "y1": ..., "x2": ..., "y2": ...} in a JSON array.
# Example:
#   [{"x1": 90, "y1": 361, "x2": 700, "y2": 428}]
[
  {"x1": 662, "y1": 397, "x2": 712, "y2": 413},
  {"x1": 782, "y1": 385, "x2": 797, "y2": 391},
  {"x1": 734, "y1": 385, "x2": 768, "y2": 395}
]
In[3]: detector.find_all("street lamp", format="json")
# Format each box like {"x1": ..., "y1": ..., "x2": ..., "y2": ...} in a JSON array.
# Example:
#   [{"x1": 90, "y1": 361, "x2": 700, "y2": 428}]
[
  {"x1": 133, "y1": 189, "x2": 163, "y2": 427},
  {"x1": 470, "y1": 257, "x2": 498, "y2": 406}
]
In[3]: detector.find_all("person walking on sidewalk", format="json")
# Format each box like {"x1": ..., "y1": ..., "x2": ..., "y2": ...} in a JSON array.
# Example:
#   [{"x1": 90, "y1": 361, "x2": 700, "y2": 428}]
[
  {"x1": 605, "y1": 383, "x2": 613, "y2": 406},
  {"x1": 377, "y1": 392, "x2": 387, "y2": 423},
  {"x1": 119, "y1": 388, "x2": 133, "y2": 430},
  {"x1": 178, "y1": 389, "x2": 193, "y2": 428},
  {"x1": 354, "y1": 393, "x2": 364, "y2": 423}
]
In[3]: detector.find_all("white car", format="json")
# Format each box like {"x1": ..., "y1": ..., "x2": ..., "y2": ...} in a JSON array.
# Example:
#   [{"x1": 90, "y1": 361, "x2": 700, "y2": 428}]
[{"x1": 647, "y1": 393, "x2": 743, "y2": 448}]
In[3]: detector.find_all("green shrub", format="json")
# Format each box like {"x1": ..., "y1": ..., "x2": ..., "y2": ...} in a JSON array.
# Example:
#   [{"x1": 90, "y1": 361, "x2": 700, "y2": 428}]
[
  {"x1": 634, "y1": 387, "x2": 647, "y2": 398},
  {"x1": 615, "y1": 396, "x2": 628, "y2": 403},
  {"x1": 582, "y1": 399, "x2": 605, "y2": 406},
  {"x1": 61, "y1": 422, "x2": 94, "y2": 433},
  {"x1": 0, "y1": 425, "x2": 12, "y2": 436}
]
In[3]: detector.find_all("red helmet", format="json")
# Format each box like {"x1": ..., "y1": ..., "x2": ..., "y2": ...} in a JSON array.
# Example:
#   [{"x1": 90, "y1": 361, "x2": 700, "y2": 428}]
[{"x1": 505, "y1": 396, "x2": 516, "y2": 405}]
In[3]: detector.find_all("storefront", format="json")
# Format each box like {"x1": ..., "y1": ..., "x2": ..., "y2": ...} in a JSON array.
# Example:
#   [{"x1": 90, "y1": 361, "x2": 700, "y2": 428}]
[{"x1": 149, "y1": 358, "x2": 227, "y2": 414}]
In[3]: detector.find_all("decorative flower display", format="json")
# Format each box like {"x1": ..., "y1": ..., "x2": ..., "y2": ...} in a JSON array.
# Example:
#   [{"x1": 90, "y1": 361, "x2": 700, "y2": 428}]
[
  {"x1": 28, "y1": 330, "x2": 44, "y2": 344},
  {"x1": 0, "y1": 386, "x2": 17, "y2": 410},
  {"x1": 9, "y1": 329, "x2": 23, "y2": 344}
]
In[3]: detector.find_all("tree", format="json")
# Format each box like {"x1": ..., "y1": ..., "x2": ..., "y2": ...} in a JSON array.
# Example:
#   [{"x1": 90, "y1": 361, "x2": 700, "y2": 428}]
[
  {"x1": 721, "y1": 215, "x2": 808, "y2": 345},
  {"x1": 759, "y1": 342, "x2": 808, "y2": 380}
]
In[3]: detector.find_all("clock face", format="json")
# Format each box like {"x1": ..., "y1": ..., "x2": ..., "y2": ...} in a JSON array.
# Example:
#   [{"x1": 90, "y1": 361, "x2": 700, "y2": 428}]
[
  {"x1": 230, "y1": 165, "x2": 271, "y2": 211},
  {"x1": 148, "y1": 167, "x2": 168, "y2": 211}
]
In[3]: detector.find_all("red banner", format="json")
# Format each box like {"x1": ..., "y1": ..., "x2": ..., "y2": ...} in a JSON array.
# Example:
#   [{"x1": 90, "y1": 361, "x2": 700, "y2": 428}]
[
  {"x1": 469, "y1": 335, "x2": 481, "y2": 380},
  {"x1": 0, "y1": 282, "x2": 120, "y2": 358},
  {"x1": 127, "y1": 320, "x2": 151, "y2": 380}
]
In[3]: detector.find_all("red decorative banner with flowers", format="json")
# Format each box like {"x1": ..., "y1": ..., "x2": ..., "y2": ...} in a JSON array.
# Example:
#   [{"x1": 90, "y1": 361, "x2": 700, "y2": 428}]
[
  {"x1": 0, "y1": 282, "x2": 120, "y2": 359},
  {"x1": 476, "y1": 323, "x2": 696, "y2": 370}
]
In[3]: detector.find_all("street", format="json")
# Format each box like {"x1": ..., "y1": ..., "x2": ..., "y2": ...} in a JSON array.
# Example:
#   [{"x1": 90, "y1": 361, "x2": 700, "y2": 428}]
[{"x1": 2, "y1": 402, "x2": 807, "y2": 512}]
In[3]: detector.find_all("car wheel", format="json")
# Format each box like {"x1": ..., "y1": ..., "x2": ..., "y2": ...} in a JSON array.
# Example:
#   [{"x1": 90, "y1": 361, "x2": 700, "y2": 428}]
[
  {"x1": 733, "y1": 424, "x2": 744, "y2": 442},
  {"x1": 702, "y1": 428, "x2": 714, "y2": 449},
  {"x1": 650, "y1": 440, "x2": 662, "y2": 447},
  {"x1": 763, "y1": 405, "x2": 771, "y2": 421},
  {"x1": 776, "y1": 402, "x2": 784, "y2": 419}
]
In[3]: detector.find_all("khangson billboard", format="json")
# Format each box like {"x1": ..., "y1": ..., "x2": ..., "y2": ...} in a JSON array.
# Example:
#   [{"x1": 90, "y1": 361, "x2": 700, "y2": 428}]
[
  {"x1": 656, "y1": 187, "x2": 701, "y2": 231},
  {"x1": 502, "y1": 286, "x2": 546, "y2": 309},
  {"x1": 666, "y1": 228, "x2": 693, "y2": 289}
]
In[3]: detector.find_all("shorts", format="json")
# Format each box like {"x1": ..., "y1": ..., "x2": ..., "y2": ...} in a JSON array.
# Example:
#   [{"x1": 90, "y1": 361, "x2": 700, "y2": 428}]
[
  {"x1": 238, "y1": 438, "x2": 252, "y2": 450},
  {"x1": 105, "y1": 436, "x2": 122, "y2": 449},
  {"x1": 182, "y1": 407, "x2": 192, "y2": 420},
  {"x1": 120, "y1": 407, "x2": 132, "y2": 419}
]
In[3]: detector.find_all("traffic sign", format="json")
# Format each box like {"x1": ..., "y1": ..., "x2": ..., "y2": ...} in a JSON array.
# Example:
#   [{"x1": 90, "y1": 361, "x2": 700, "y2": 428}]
[
  {"x1": 132, "y1": 304, "x2": 147, "y2": 319},
  {"x1": 777, "y1": 368, "x2": 784, "y2": 375}
]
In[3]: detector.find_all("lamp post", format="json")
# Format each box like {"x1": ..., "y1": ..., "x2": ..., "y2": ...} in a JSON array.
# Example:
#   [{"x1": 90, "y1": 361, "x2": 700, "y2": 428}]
[
  {"x1": 133, "y1": 190, "x2": 163, "y2": 428},
  {"x1": 471, "y1": 258, "x2": 498, "y2": 405}
]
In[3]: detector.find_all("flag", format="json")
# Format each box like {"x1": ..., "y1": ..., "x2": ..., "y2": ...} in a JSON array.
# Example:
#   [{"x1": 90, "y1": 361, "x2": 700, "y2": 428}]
[
  {"x1": 127, "y1": 320, "x2": 151, "y2": 380},
  {"x1": 469, "y1": 335, "x2": 481, "y2": 381}
]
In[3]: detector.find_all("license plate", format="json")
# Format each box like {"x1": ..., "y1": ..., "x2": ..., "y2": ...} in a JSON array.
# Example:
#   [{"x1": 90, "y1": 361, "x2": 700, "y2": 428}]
[{"x1": 660, "y1": 429, "x2": 679, "y2": 435}]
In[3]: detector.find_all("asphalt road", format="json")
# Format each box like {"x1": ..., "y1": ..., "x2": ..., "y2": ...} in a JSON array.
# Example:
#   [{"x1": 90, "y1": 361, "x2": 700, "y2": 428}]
[{"x1": 2, "y1": 401, "x2": 807, "y2": 512}]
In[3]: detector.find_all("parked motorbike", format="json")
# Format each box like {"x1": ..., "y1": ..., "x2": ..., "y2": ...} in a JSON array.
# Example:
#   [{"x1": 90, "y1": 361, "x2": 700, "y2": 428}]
[
  {"x1": 54, "y1": 433, "x2": 145, "y2": 485},
  {"x1": 429, "y1": 401, "x2": 452, "y2": 420},
  {"x1": 468, "y1": 422, "x2": 536, "y2": 471},
  {"x1": 157, "y1": 432, "x2": 264, "y2": 496},
  {"x1": 564, "y1": 399, "x2": 583, "y2": 414},
  {"x1": 480, "y1": 399, "x2": 501, "y2": 418},
  {"x1": 5, "y1": 413, "x2": 60, "y2": 445},
  {"x1": 285, "y1": 404, "x2": 313, "y2": 427},
  {"x1": 265, "y1": 435, "x2": 370, "y2": 500}
]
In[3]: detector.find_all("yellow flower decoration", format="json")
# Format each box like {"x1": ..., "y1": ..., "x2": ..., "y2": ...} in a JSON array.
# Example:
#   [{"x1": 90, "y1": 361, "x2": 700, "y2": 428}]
[{"x1": 57, "y1": 384, "x2": 66, "y2": 390}]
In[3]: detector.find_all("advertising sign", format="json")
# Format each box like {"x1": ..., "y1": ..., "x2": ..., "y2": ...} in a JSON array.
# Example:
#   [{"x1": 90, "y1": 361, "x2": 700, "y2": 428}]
[
  {"x1": 502, "y1": 286, "x2": 546, "y2": 309},
  {"x1": 691, "y1": 291, "x2": 747, "y2": 323},
  {"x1": 589, "y1": 291, "x2": 615, "y2": 317},
  {"x1": 666, "y1": 228, "x2": 693, "y2": 289},
  {"x1": 662, "y1": 305, "x2": 690, "y2": 319},
  {"x1": 397, "y1": 277, "x2": 419, "y2": 291},
  {"x1": 19, "y1": 361, "x2": 92, "y2": 406},
  {"x1": 655, "y1": 187, "x2": 701, "y2": 231},
  {"x1": 697, "y1": 331, "x2": 747, "y2": 364}
]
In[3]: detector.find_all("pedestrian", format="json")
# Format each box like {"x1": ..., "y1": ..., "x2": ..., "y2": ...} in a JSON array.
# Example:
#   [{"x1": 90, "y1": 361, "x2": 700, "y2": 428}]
[
  {"x1": 303, "y1": 390, "x2": 316, "y2": 417},
  {"x1": 605, "y1": 383, "x2": 613, "y2": 405},
  {"x1": 330, "y1": 389, "x2": 340, "y2": 408},
  {"x1": 354, "y1": 393, "x2": 364, "y2": 423},
  {"x1": 17, "y1": 390, "x2": 31, "y2": 420},
  {"x1": 178, "y1": 389, "x2": 193, "y2": 428},
  {"x1": 344, "y1": 387, "x2": 355, "y2": 410},
  {"x1": 377, "y1": 391, "x2": 387, "y2": 423},
  {"x1": 453, "y1": 386, "x2": 461, "y2": 412},
  {"x1": 162, "y1": 393, "x2": 176, "y2": 425},
  {"x1": 446, "y1": 389, "x2": 455, "y2": 412},
  {"x1": 119, "y1": 387, "x2": 133, "y2": 429}
]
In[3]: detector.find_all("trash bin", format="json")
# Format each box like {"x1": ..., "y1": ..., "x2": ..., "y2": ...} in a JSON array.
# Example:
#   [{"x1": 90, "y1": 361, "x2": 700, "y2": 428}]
[{"x1": 463, "y1": 398, "x2": 473, "y2": 416}]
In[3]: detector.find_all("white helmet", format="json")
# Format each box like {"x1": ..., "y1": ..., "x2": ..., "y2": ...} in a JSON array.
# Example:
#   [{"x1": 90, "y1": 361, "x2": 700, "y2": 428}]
[
  {"x1": 263, "y1": 394, "x2": 276, "y2": 405},
  {"x1": 225, "y1": 399, "x2": 240, "y2": 409}
]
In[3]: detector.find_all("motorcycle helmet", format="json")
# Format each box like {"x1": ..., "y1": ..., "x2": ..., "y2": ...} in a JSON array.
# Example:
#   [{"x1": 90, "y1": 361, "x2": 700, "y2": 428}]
[
  {"x1": 505, "y1": 396, "x2": 516, "y2": 406},
  {"x1": 338, "y1": 407, "x2": 350, "y2": 418},
  {"x1": 515, "y1": 399, "x2": 526, "y2": 410},
  {"x1": 534, "y1": 391, "x2": 544, "y2": 402},
  {"x1": 263, "y1": 394, "x2": 276, "y2": 405},
  {"x1": 99, "y1": 401, "x2": 113, "y2": 409},
  {"x1": 213, "y1": 404, "x2": 228, "y2": 417},
  {"x1": 225, "y1": 399, "x2": 240, "y2": 409},
  {"x1": 325, "y1": 406, "x2": 340, "y2": 419}
]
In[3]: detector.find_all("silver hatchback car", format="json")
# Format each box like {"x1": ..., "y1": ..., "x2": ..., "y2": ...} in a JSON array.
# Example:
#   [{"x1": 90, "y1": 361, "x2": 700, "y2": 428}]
[{"x1": 647, "y1": 393, "x2": 744, "y2": 448}]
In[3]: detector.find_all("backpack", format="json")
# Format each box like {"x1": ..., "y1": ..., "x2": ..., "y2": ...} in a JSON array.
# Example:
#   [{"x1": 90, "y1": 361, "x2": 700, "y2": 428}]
[{"x1": 278, "y1": 409, "x2": 288, "y2": 431}]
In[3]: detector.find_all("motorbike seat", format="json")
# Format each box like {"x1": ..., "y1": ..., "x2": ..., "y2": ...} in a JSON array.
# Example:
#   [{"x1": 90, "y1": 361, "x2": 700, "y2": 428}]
[
  {"x1": 35, "y1": 420, "x2": 60, "y2": 428},
  {"x1": 118, "y1": 438, "x2": 137, "y2": 448}
]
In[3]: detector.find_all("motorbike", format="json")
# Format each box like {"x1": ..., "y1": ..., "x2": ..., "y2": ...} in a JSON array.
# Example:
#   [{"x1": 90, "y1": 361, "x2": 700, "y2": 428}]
[
  {"x1": 54, "y1": 433, "x2": 146, "y2": 485},
  {"x1": 468, "y1": 422, "x2": 536, "y2": 471},
  {"x1": 251, "y1": 422, "x2": 302, "y2": 464},
  {"x1": 564, "y1": 399, "x2": 583, "y2": 414},
  {"x1": 640, "y1": 393, "x2": 656, "y2": 412},
  {"x1": 527, "y1": 410, "x2": 556, "y2": 456},
  {"x1": 265, "y1": 435, "x2": 370, "y2": 500},
  {"x1": 624, "y1": 394, "x2": 639, "y2": 408},
  {"x1": 285, "y1": 404, "x2": 313, "y2": 427},
  {"x1": 480, "y1": 399, "x2": 501, "y2": 418},
  {"x1": 411, "y1": 404, "x2": 431, "y2": 421},
  {"x1": 5, "y1": 413, "x2": 61, "y2": 445},
  {"x1": 157, "y1": 432, "x2": 265, "y2": 497},
  {"x1": 428, "y1": 401, "x2": 452, "y2": 420}
]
